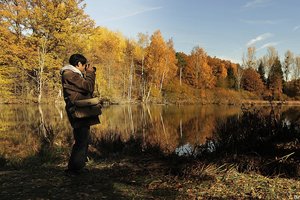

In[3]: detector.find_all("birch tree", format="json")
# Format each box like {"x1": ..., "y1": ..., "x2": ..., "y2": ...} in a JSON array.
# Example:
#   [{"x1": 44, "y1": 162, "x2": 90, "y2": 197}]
[{"x1": 283, "y1": 50, "x2": 294, "y2": 82}]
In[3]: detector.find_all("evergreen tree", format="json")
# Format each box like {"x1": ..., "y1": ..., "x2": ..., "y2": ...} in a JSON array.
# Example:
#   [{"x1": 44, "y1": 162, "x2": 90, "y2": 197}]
[
  {"x1": 175, "y1": 52, "x2": 187, "y2": 86},
  {"x1": 226, "y1": 67, "x2": 236, "y2": 89},
  {"x1": 257, "y1": 61, "x2": 267, "y2": 85},
  {"x1": 267, "y1": 57, "x2": 284, "y2": 100}
]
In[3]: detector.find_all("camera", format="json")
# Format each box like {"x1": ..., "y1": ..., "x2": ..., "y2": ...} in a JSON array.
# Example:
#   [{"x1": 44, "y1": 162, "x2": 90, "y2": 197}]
[{"x1": 85, "y1": 63, "x2": 90, "y2": 70}]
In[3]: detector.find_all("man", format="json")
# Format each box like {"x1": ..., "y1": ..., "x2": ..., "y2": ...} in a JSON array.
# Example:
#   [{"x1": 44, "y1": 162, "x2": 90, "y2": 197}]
[{"x1": 61, "y1": 54, "x2": 100, "y2": 174}]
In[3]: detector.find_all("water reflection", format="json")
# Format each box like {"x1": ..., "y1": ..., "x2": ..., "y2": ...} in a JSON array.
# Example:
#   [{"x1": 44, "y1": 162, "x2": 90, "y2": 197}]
[
  {"x1": 93, "y1": 105, "x2": 241, "y2": 154},
  {"x1": 1, "y1": 104, "x2": 300, "y2": 163}
]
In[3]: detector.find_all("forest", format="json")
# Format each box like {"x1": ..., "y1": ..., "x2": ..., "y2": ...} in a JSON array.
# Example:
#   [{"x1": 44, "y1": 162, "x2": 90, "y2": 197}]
[{"x1": 1, "y1": 0, "x2": 300, "y2": 104}]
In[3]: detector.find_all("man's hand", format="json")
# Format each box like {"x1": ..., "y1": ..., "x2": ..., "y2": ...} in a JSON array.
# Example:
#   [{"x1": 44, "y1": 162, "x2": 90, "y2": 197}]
[{"x1": 85, "y1": 64, "x2": 96, "y2": 72}]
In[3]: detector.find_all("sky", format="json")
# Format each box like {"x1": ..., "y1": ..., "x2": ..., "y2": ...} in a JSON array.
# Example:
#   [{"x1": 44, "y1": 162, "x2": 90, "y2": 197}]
[{"x1": 84, "y1": 0, "x2": 300, "y2": 64}]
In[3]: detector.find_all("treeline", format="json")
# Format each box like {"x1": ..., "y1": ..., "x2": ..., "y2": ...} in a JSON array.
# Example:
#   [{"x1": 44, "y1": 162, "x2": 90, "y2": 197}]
[
  {"x1": 1, "y1": 0, "x2": 300, "y2": 103},
  {"x1": 241, "y1": 47, "x2": 300, "y2": 100}
]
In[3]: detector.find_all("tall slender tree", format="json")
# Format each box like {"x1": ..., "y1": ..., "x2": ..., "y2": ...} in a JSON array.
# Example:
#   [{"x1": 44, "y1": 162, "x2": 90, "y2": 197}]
[
  {"x1": 283, "y1": 50, "x2": 294, "y2": 82},
  {"x1": 175, "y1": 52, "x2": 188, "y2": 86},
  {"x1": 294, "y1": 56, "x2": 300, "y2": 80},
  {"x1": 268, "y1": 57, "x2": 284, "y2": 100},
  {"x1": 257, "y1": 60, "x2": 267, "y2": 85},
  {"x1": 144, "y1": 30, "x2": 177, "y2": 95}
]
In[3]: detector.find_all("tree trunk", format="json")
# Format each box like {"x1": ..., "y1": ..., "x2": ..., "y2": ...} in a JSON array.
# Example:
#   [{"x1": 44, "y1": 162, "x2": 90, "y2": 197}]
[
  {"x1": 146, "y1": 85, "x2": 151, "y2": 103},
  {"x1": 128, "y1": 57, "x2": 134, "y2": 101},
  {"x1": 180, "y1": 67, "x2": 182, "y2": 86},
  {"x1": 141, "y1": 56, "x2": 146, "y2": 102},
  {"x1": 123, "y1": 64, "x2": 126, "y2": 98},
  {"x1": 108, "y1": 63, "x2": 111, "y2": 89},
  {"x1": 160, "y1": 70, "x2": 166, "y2": 93},
  {"x1": 38, "y1": 37, "x2": 47, "y2": 104}
]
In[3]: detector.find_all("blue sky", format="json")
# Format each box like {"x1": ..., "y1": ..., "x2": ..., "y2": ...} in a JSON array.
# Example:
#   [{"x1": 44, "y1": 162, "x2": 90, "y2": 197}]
[{"x1": 84, "y1": 0, "x2": 300, "y2": 64}]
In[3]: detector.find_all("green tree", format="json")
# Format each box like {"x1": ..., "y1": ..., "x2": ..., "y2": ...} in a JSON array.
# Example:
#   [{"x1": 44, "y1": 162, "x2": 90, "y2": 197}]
[
  {"x1": 175, "y1": 52, "x2": 188, "y2": 86},
  {"x1": 257, "y1": 61, "x2": 267, "y2": 85},
  {"x1": 268, "y1": 57, "x2": 284, "y2": 100},
  {"x1": 226, "y1": 67, "x2": 236, "y2": 89}
]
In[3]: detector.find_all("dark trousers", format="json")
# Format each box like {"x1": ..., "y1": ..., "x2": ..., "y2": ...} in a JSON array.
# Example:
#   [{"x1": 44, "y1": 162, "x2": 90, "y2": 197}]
[{"x1": 68, "y1": 126, "x2": 90, "y2": 171}]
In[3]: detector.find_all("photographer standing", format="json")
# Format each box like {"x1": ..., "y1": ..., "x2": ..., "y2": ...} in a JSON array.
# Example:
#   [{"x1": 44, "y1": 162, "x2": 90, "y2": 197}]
[{"x1": 61, "y1": 54, "x2": 100, "y2": 175}]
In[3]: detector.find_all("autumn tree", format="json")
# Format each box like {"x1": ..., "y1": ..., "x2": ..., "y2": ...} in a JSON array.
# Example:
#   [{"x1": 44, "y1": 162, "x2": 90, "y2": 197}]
[
  {"x1": 242, "y1": 47, "x2": 257, "y2": 69},
  {"x1": 184, "y1": 46, "x2": 215, "y2": 89},
  {"x1": 86, "y1": 27, "x2": 126, "y2": 98},
  {"x1": 163, "y1": 39, "x2": 178, "y2": 91},
  {"x1": 144, "y1": 30, "x2": 177, "y2": 99},
  {"x1": 215, "y1": 63, "x2": 227, "y2": 88},
  {"x1": 284, "y1": 79, "x2": 300, "y2": 98},
  {"x1": 123, "y1": 39, "x2": 137, "y2": 101},
  {"x1": 241, "y1": 68, "x2": 264, "y2": 94},
  {"x1": 136, "y1": 33, "x2": 149, "y2": 101},
  {"x1": 264, "y1": 46, "x2": 278, "y2": 77},
  {"x1": 207, "y1": 56, "x2": 238, "y2": 89},
  {"x1": 0, "y1": 0, "x2": 36, "y2": 97},
  {"x1": 0, "y1": 0, "x2": 94, "y2": 101}
]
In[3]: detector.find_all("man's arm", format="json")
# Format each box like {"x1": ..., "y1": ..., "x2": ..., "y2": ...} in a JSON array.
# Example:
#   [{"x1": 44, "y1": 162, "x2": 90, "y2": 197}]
[{"x1": 63, "y1": 70, "x2": 96, "y2": 94}]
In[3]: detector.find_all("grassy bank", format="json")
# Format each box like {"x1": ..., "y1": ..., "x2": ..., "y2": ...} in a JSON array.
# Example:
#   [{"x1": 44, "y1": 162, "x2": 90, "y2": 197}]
[
  {"x1": 0, "y1": 152, "x2": 299, "y2": 199},
  {"x1": 1, "y1": 129, "x2": 299, "y2": 199},
  {"x1": 2, "y1": 85, "x2": 300, "y2": 106}
]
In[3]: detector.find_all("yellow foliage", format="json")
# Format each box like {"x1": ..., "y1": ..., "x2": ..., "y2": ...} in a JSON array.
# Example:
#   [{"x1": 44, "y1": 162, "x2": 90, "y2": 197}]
[{"x1": 145, "y1": 30, "x2": 177, "y2": 89}]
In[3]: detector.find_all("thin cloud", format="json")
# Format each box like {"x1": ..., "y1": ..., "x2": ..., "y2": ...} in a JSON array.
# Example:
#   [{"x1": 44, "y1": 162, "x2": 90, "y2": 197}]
[
  {"x1": 294, "y1": 25, "x2": 300, "y2": 31},
  {"x1": 241, "y1": 19, "x2": 278, "y2": 25},
  {"x1": 101, "y1": 6, "x2": 163, "y2": 22},
  {"x1": 247, "y1": 33, "x2": 273, "y2": 46},
  {"x1": 257, "y1": 42, "x2": 279, "y2": 51},
  {"x1": 218, "y1": 56, "x2": 241, "y2": 64},
  {"x1": 243, "y1": 0, "x2": 271, "y2": 8}
]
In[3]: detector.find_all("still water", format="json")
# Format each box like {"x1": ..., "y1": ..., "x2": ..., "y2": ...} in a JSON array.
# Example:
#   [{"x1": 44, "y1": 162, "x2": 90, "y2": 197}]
[{"x1": 0, "y1": 104, "x2": 299, "y2": 161}]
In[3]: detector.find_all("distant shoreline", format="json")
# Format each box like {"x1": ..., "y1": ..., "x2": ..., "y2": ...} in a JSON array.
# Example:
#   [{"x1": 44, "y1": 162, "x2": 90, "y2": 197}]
[
  {"x1": 2, "y1": 98, "x2": 300, "y2": 106},
  {"x1": 241, "y1": 100, "x2": 300, "y2": 106}
]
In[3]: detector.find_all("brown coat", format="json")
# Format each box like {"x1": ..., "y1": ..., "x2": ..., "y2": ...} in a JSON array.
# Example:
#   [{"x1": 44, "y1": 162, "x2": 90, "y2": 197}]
[{"x1": 61, "y1": 69, "x2": 100, "y2": 128}]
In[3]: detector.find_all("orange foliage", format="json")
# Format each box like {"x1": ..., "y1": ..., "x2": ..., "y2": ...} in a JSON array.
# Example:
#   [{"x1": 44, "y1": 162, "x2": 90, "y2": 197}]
[
  {"x1": 242, "y1": 68, "x2": 265, "y2": 94},
  {"x1": 183, "y1": 47, "x2": 215, "y2": 89},
  {"x1": 144, "y1": 30, "x2": 177, "y2": 90}
]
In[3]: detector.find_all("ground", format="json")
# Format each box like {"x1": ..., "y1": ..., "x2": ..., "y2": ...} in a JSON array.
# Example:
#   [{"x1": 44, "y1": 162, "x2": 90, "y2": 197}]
[{"x1": 1, "y1": 154, "x2": 299, "y2": 200}]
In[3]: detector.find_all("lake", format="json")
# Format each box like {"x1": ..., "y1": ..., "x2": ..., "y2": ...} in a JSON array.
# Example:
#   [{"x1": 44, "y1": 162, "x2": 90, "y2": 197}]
[{"x1": 0, "y1": 104, "x2": 299, "y2": 162}]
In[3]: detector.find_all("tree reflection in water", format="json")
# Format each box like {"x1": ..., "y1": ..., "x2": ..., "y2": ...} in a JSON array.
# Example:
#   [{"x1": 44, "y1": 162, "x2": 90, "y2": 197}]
[{"x1": 0, "y1": 104, "x2": 299, "y2": 168}]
